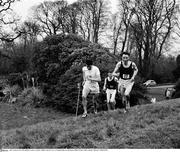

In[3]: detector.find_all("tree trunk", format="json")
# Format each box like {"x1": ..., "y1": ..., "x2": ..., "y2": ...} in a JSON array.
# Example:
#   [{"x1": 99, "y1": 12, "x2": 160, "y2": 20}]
[
  {"x1": 113, "y1": 40, "x2": 117, "y2": 55},
  {"x1": 143, "y1": 48, "x2": 150, "y2": 78},
  {"x1": 138, "y1": 47, "x2": 143, "y2": 76}
]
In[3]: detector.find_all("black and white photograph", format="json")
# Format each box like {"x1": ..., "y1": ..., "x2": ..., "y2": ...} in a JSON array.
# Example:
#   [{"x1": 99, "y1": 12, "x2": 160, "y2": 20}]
[{"x1": 0, "y1": 0, "x2": 180, "y2": 150}]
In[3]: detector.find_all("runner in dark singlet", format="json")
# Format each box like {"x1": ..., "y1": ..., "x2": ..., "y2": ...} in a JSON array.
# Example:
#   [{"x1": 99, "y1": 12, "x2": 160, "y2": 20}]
[
  {"x1": 112, "y1": 52, "x2": 138, "y2": 113},
  {"x1": 103, "y1": 70, "x2": 118, "y2": 111}
]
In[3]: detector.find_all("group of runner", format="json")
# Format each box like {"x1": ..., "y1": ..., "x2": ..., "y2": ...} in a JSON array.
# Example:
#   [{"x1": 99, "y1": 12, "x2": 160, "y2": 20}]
[{"x1": 81, "y1": 52, "x2": 138, "y2": 118}]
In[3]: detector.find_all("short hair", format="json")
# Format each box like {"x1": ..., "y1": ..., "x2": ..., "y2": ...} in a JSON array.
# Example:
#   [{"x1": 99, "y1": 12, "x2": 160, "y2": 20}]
[
  {"x1": 108, "y1": 69, "x2": 114, "y2": 73},
  {"x1": 86, "y1": 59, "x2": 93, "y2": 66},
  {"x1": 121, "y1": 52, "x2": 130, "y2": 57}
]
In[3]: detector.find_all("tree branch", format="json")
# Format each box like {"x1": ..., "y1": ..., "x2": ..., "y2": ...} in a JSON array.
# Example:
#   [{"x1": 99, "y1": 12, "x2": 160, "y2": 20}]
[{"x1": 0, "y1": 32, "x2": 22, "y2": 42}]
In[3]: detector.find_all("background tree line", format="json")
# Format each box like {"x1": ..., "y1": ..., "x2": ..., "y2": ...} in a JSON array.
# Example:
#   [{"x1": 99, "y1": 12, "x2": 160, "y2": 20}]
[{"x1": 0, "y1": 0, "x2": 179, "y2": 82}]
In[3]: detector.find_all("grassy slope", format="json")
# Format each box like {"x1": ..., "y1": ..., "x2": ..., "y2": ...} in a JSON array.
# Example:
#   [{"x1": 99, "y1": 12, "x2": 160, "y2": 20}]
[
  {"x1": 0, "y1": 103, "x2": 72, "y2": 130},
  {"x1": 2, "y1": 99, "x2": 180, "y2": 149}
]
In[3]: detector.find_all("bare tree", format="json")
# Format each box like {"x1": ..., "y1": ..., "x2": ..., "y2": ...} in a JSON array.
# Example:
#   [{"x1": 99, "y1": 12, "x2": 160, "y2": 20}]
[
  {"x1": 65, "y1": 2, "x2": 81, "y2": 34},
  {"x1": 0, "y1": 0, "x2": 18, "y2": 22},
  {"x1": 129, "y1": 0, "x2": 176, "y2": 78},
  {"x1": 22, "y1": 21, "x2": 40, "y2": 44},
  {"x1": 128, "y1": 22, "x2": 144, "y2": 74},
  {"x1": 76, "y1": 0, "x2": 93, "y2": 40},
  {"x1": 0, "y1": 0, "x2": 22, "y2": 42},
  {"x1": 90, "y1": 0, "x2": 109, "y2": 43},
  {"x1": 106, "y1": 0, "x2": 135, "y2": 55},
  {"x1": 75, "y1": 0, "x2": 109, "y2": 43},
  {"x1": 111, "y1": 13, "x2": 123, "y2": 54},
  {"x1": 119, "y1": 0, "x2": 136, "y2": 53},
  {"x1": 174, "y1": 3, "x2": 180, "y2": 38},
  {"x1": 17, "y1": 21, "x2": 41, "y2": 53},
  {"x1": 106, "y1": 13, "x2": 123, "y2": 55},
  {"x1": 33, "y1": 0, "x2": 68, "y2": 36}
]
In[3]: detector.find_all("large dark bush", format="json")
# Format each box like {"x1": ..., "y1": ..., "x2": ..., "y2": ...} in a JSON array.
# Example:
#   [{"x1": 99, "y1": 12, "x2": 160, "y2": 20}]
[
  {"x1": 0, "y1": 53, "x2": 30, "y2": 75},
  {"x1": 153, "y1": 55, "x2": 176, "y2": 83},
  {"x1": 11, "y1": 55, "x2": 29, "y2": 73},
  {"x1": 33, "y1": 34, "x2": 114, "y2": 92},
  {"x1": 172, "y1": 79, "x2": 180, "y2": 98},
  {"x1": 7, "y1": 73, "x2": 23, "y2": 88},
  {"x1": 33, "y1": 34, "x2": 147, "y2": 113},
  {"x1": 32, "y1": 34, "x2": 94, "y2": 85},
  {"x1": 172, "y1": 54, "x2": 180, "y2": 81},
  {"x1": 171, "y1": 55, "x2": 180, "y2": 98},
  {"x1": 0, "y1": 57, "x2": 11, "y2": 75}
]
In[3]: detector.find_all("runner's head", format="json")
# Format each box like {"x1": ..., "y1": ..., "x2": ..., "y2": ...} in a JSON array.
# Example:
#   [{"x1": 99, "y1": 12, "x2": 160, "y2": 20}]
[
  {"x1": 108, "y1": 69, "x2": 113, "y2": 78},
  {"x1": 121, "y1": 52, "x2": 130, "y2": 62},
  {"x1": 86, "y1": 59, "x2": 93, "y2": 70}
]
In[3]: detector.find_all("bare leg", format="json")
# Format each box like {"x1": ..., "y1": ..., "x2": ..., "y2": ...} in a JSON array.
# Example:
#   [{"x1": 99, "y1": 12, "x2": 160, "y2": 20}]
[
  {"x1": 124, "y1": 82, "x2": 134, "y2": 109},
  {"x1": 111, "y1": 102, "x2": 115, "y2": 110},
  {"x1": 110, "y1": 90, "x2": 116, "y2": 110},
  {"x1": 93, "y1": 94, "x2": 98, "y2": 114},
  {"x1": 122, "y1": 87, "x2": 127, "y2": 112},
  {"x1": 82, "y1": 96, "x2": 88, "y2": 114},
  {"x1": 122, "y1": 95, "x2": 127, "y2": 109},
  {"x1": 107, "y1": 102, "x2": 111, "y2": 111},
  {"x1": 126, "y1": 95, "x2": 130, "y2": 109},
  {"x1": 106, "y1": 89, "x2": 111, "y2": 111}
]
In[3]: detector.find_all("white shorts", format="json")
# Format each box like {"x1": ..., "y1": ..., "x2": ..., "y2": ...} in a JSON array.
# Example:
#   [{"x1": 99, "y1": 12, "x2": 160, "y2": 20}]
[
  {"x1": 106, "y1": 89, "x2": 117, "y2": 103},
  {"x1": 82, "y1": 82, "x2": 99, "y2": 98},
  {"x1": 118, "y1": 79, "x2": 134, "y2": 96}
]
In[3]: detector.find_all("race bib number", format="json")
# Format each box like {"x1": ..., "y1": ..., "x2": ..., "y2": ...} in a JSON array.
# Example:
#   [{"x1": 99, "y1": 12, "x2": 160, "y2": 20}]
[
  {"x1": 109, "y1": 85, "x2": 114, "y2": 89},
  {"x1": 122, "y1": 74, "x2": 130, "y2": 79}
]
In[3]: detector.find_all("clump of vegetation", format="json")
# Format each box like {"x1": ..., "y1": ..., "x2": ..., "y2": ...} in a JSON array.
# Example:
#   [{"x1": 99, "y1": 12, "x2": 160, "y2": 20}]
[
  {"x1": 1, "y1": 85, "x2": 22, "y2": 103},
  {"x1": 17, "y1": 87, "x2": 45, "y2": 107},
  {"x1": 0, "y1": 78, "x2": 8, "y2": 89},
  {"x1": 4, "y1": 85, "x2": 22, "y2": 97}
]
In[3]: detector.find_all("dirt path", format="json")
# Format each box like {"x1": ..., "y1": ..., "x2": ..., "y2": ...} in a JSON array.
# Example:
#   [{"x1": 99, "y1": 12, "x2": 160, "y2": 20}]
[{"x1": 0, "y1": 103, "x2": 72, "y2": 130}]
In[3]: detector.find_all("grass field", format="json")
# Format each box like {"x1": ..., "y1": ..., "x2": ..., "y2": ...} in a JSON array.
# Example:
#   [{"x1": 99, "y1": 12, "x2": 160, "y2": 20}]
[
  {"x1": 147, "y1": 85, "x2": 175, "y2": 101},
  {"x1": 1, "y1": 98, "x2": 180, "y2": 149},
  {"x1": 0, "y1": 103, "x2": 72, "y2": 130},
  {"x1": 147, "y1": 87, "x2": 167, "y2": 101}
]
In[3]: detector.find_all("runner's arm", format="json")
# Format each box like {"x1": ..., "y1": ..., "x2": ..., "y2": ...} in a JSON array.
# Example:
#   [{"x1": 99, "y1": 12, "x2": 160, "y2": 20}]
[
  {"x1": 112, "y1": 62, "x2": 120, "y2": 77},
  {"x1": 87, "y1": 67, "x2": 101, "y2": 82},
  {"x1": 103, "y1": 78, "x2": 107, "y2": 90},
  {"x1": 131, "y1": 62, "x2": 138, "y2": 80},
  {"x1": 114, "y1": 77, "x2": 119, "y2": 90},
  {"x1": 114, "y1": 77, "x2": 118, "y2": 82},
  {"x1": 82, "y1": 68, "x2": 86, "y2": 85}
]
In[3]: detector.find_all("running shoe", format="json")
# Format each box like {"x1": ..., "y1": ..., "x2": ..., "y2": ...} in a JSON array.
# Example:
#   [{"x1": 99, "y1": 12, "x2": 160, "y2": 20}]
[
  {"x1": 123, "y1": 109, "x2": 127, "y2": 113},
  {"x1": 82, "y1": 113, "x2": 88, "y2": 118}
]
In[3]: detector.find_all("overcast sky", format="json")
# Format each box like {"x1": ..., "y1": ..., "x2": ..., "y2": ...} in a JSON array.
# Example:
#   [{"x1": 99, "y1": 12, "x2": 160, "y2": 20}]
[{"x1": 12, "y1": 0, "x2": 118, "y2": 21}]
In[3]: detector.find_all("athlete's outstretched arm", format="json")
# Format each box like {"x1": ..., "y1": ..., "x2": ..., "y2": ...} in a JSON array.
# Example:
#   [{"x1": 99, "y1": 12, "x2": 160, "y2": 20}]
[
  {"x1": 131, "y1": 62, "x2": 138, "y2": 80},
  {"x1": 112, "y1": 62, "x2": 120, "y2": 77},
  {"x1": 82, "y1": 68, "x2": 86, "y2": 85},
  {"x1": 103, "y1": 78, "x2": 107, "y2": 90}
]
